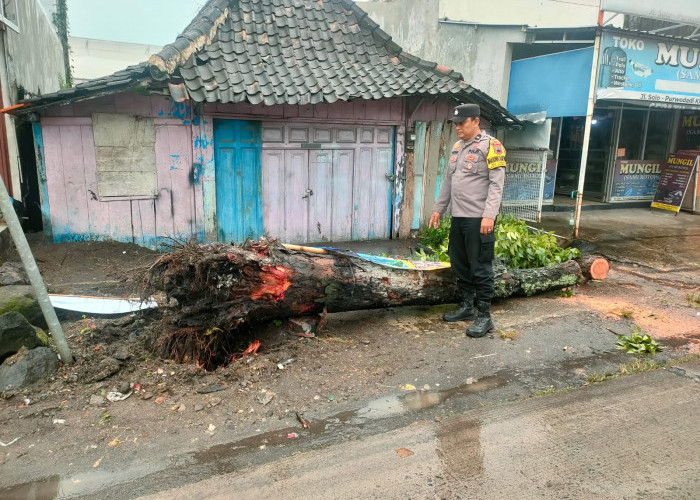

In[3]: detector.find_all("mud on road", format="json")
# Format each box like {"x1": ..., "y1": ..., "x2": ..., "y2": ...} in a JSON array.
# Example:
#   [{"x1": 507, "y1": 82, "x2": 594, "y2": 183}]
[{"x1": 0, "y1": 234, "x2": 698, "y2": 498}]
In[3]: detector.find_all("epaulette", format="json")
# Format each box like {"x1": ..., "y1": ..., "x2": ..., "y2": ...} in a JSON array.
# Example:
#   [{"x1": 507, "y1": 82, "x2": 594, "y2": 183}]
[{"x1": 486, "y1": 138, "x2": 506, "y2": 169}]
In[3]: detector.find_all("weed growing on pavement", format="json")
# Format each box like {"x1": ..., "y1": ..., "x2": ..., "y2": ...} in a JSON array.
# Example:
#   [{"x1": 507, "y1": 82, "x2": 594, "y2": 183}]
[
  {"x1": 585, "y1": 371, "x2": 612, "y2": 383},
  {"x1": 558, "y1": 287, "x2": 575, "y2": 297},
  {"x1": 617, "y1": 357, "x2": 661, "y2": 376},
  {"x1": 615, "y1": 308, "x2": 634, "y2": 319},
  {"x1": 498, "y1": 329, "x2": 521, "y2": 340},
  {"x1": 616, "y1": 327, "x2": 663, "y2": 354},
  {"x1": 687, "y1": 292, "x2": 700, "y2": 308},
  {"x1": 533, "y1": 385, "x2": 575, "y2": 397}
]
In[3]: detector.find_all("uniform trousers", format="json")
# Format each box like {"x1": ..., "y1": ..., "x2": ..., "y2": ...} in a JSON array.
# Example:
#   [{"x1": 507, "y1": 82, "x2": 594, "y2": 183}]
[{"x1": 448, "y1": 217, "x2": 496, "y2": 303}]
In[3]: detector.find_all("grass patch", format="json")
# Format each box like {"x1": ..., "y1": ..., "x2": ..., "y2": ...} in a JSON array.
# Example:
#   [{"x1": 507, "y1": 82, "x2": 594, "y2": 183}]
[
  {"x1": 617, "y1": 357, "x2": 661, "y2": 376},
  {"x1": 687, "y1": 292, "x2": 700, "y2": 308},
  {"x1": 557, "y1": 287, "x2": 575, "y2": 298},
  {"x1": 585, "y1": 371, "x2": 613, "y2": 383},
  {"x1": 532, "y1": 385, "x2": 575, "y2": 397},
  {"x1": 498, "y1": 329, "x2": 521, "y2": 341},
  {"x1": 614, "y1": 308, "x2": 634, "y2": 319}
]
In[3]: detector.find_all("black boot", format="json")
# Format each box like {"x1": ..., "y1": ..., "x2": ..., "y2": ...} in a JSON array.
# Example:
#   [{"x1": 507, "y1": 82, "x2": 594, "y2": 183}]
[
  {"x1": 466, "y1": 301, "x2": 494, "y2": 337},
  {"x1": 443, "y1": 295, "x2": 475, "y2": 322}
]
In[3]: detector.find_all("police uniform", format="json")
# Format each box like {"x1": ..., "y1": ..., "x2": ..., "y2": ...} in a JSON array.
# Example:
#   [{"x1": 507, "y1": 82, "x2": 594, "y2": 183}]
[{"x1": 432, "y1": 104, "x2": 506, "y2": 337}]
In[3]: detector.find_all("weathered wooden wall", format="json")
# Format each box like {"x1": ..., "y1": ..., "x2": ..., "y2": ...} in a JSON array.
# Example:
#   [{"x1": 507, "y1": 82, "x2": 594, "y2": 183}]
[{"x1": 38, "y1": 91, "x2": 455, "y2": 247}]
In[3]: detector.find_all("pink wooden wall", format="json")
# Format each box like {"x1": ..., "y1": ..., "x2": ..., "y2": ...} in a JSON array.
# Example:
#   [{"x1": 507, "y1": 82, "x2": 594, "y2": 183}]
[{"x1": 39, "y1": 91, "x2": 454, "y2": 247}]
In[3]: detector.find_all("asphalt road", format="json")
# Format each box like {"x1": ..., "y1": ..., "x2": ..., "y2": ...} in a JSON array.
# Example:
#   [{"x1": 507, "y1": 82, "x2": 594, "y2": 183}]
[{"x1": 134, "y1": 362, "x2": 700, "y2": 500}]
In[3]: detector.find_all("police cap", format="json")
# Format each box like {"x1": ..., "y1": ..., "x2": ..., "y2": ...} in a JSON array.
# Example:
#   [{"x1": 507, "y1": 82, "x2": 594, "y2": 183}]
[{"x1": 449, "y1": 103, "x2": 480, "y2": 123}]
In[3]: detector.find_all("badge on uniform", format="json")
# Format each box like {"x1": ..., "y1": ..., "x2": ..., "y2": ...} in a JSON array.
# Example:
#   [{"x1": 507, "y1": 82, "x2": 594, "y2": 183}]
[
  {"x1": 450, "y1": 155, "x2": 456, "y2": 162},
  {"x1": 453, "y1": 141, "x2": 461, "y2": 150},
  {"x1": 466, "y1": 154, "x2": 477, "y2": 161},
  {"x1": 465, "y1": 162, "x2": 473, "y2": 170},
  {"x1": 486, "y1": 139, "x2": 506, "y2": 169}
]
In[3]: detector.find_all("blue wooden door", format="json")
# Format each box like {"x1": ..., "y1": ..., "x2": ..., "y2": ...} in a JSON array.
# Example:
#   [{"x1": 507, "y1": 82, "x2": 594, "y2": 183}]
[{"x1": 214, "y1": 119, "x2": 263, "y2": 243}]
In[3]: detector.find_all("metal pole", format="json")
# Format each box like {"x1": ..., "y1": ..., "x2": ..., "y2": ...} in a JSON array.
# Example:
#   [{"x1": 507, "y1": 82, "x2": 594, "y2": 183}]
[
  {"x1": 573, "y1": 28, "x2": 602, "y2": 239},
  {"x1": 0, "y1": 179, "x2": 73, "y2": 364}
]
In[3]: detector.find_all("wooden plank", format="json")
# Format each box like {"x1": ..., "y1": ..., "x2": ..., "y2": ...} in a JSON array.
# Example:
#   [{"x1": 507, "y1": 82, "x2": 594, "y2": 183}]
[
  {"x1": 154, "y1": 125, "x2": 175, "y2": 244},
  {"x1": 390, "y1": 98, "x2": 404, "y2": 122},
  {"x1": 189, "y1": 118, "x2": 206, "y2": 242},
  {"x1": 41, "y1": 126, "x2": 69, "y2": 240},
  {"x1": 332, "y1": 149, "x2": 353, "y2": 241},
  {"x1": 165, "y1": 124, "x2": 196, "y2": 239},
  {"x1": 129, "y1": 199, "x2": 154, "y2": 248},
  {"x1": 284, "y1": 149, "x2": 309, "y2": 243},
  {"x1": 80, "y1": 126, "x2": 111, "y2": 238},
  {"x1": 59, "y1": 125, "x2": 90, "y2": 238},
  {"x1": 41, "y1": 117, "x2": 91, "y2": 126},
  {"x1": 399, "y1": 152, "x2": 415, "y2": 237},
  {"x1": 98, "y1": 171, "x2": 159, "y2": 197},
  {"x1": 308, "y1": 150, "x2": 332, "y2": 242},
  {"x1": 434, "y1": 122, "x2": 457, "y2": 205},
  {"x1": 107, "y1": 200, "x2": 133, "y2": 243},
  {"x1": 283, "y1": 104, "x2": 299, "y2": 119},
  {"x1": 114, "y1": 93, "x2": 154, "y2": 116},
  {"x1": 365, "y1": 99, "x2": 391, "y2": 121},
  {"x1": 411, "y1": 121, "x2": 427, "y2": 229},
  {"x1": 421, "y1": 121, "x2": 443, "y2": 226},
  {"x1": 375, "y1": 147, "x2": 392, "y2": 239},
  {"x1": 195, "y1": 115, "x2": 217, "y2": 242},
  {"x1": 391, "y1": 125, "x2": 403, "y2": 238},
  {"x1": 313, "y1": 103, "x2": 328, "y2": 120},
  {"x1": 32, "y1": 123, "x2": 52, "y2": 239},
  {"x1": 261, "y1": 150, "x2": 286, "y2": 240},
  {"x1": 327, "y1": 100, "x2": 353, "y2": 120},
  {"x1": 352, "y1": 147, "x2": 372, "y2": 240}
]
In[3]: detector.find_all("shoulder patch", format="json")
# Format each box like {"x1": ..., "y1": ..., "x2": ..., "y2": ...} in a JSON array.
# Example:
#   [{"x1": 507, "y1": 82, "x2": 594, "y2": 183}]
[{"x1": 486, "y1": 139, "x2": 506, "y2": 169}]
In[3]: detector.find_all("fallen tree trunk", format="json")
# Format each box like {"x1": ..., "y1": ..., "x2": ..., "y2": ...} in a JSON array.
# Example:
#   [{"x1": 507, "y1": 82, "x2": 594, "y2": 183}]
[
  {"x1": 576, "y1": 256, "x2": 610, "y2": 280},
  {"x1": 146, "y1": 239, "x2": 584, "y2": 330}
]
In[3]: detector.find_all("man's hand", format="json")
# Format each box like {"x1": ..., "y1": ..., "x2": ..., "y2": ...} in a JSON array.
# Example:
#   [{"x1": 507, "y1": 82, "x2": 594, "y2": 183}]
[
  {"x1": 429, "y1": 212, "x2": 441, "y2": 229},
  {"x1": 480, "y1": 217, "x2": 495, "y2": 235}
]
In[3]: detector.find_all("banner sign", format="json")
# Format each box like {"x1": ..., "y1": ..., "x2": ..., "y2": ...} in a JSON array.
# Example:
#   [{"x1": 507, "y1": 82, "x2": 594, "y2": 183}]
[
  {"x1": 610, "y1": 160, "x2": 661, "y2": 201},
  {"x1": 651, "y1": 153, "x2": 699, "y2": 212},
  {"x1": 597, "y1": 30, "x2": 700, "y2": 106}
]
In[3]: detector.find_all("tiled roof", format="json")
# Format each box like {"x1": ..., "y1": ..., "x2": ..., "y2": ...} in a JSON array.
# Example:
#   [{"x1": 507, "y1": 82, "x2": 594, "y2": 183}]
[
  {"x1": 9, "y1": 63, "x2": 152, "y2": 113},
  {"x1": 146, "y1": 0, "x2": 516, "y2": 124},
  {"x1": 12, "y1": 0, "x2": 518, "y2": 125}
]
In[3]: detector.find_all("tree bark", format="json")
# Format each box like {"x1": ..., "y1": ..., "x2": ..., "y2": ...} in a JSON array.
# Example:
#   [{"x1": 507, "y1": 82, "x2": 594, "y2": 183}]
[
  {"x1": 576, "y1": 256, "x2": 610, "y2": 280},
  {"x1": 146, "y1": 240, "x2": 584, "y2": 329}
]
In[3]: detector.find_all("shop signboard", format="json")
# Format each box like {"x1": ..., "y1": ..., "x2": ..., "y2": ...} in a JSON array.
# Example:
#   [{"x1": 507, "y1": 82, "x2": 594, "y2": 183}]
[
  {"x1": 610, "y1": 160, "x2": 661, "y2": 201},
  {"x1": 597, "y1": 30, "x2": 700, "y2": 106},
  {"x1": 651, "y1": 152, "x2": 699, "y2": 212}
]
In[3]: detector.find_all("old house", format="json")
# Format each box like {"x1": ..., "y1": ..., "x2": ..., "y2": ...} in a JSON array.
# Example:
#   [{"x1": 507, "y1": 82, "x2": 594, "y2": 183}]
[
  {"x1": 0, "y1": 0, "x2": 66, "y2": 228},
  {"x1": 9, "y1": 0, "x2": 516, "y2": 249}
]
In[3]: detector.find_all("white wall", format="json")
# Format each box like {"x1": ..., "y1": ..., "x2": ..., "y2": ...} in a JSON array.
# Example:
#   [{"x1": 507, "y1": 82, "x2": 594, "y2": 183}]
[
  {"x1": 0, "y1": 0, "x2": 64, "y2": 196},
  {"x1": 357, "y1": 0, "x2": 526, "y2": 105},
  {"x1": 69, "y1": 37, "x2": 163, "y2": 82},
  {"x1": 439, "y1": 0, "x2": 601, "y2": 27}
]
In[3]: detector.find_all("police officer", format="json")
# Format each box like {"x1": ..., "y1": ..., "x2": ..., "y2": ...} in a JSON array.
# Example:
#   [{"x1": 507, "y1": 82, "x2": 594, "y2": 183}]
[{"x1": 429, "y1": 103, "x2": 506, "y2": 337}]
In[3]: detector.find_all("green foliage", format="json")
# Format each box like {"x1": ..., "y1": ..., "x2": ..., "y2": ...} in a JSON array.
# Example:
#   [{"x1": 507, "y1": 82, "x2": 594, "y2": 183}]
[
  {"x1": 494, "y1": 215, "x2": 580, "y2": 268},
  {"x1": 415, "y1": 215, "x2": 580, "y2": 269},
  {"x1": 616, "y1": 327, "x2": 663, "y2": 354},
  {"x1": 414, "y1": 217, "x2": 450, "y2": 262},
  {"x1": 688, "y1": 292, "x2": 700, "y2": 308},
  {"x1": 53, "y1": 0, "x2": 73, "y2": 88}
]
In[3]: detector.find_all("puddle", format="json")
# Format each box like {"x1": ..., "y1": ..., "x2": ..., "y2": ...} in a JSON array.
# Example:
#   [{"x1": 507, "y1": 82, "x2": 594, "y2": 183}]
[
  {"x1": 0, "y1": 476, "x2": 60, "y2": 500},
  {"x1": 1, "y1": 376, "x2": 507, "y2": 498},
  {"x1": 353, "y1": 375, "x2": 507, "y2": 421}
]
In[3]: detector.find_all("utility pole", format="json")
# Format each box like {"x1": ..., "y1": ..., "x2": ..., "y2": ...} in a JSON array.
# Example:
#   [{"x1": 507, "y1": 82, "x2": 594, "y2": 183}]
[{"x1": 0, "y1": 180, "x2": 73, "y2": 364}]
